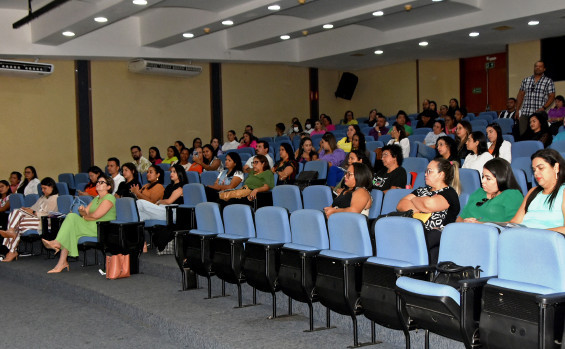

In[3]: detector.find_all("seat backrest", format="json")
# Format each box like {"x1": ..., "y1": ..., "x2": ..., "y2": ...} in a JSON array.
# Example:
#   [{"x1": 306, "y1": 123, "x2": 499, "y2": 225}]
[
  {"x1": 327, "y1": 212, "x2": 372, "y2": 257},
  {"x1": 408, "y1": 134, "x2": 426, "y2": 143},
  {"x1": 512, "y1": 168, "x2": 528, "y2": 196},
  {"x1": 223, "y1": 204, "x2": 255, "y2": 238},
  {"x1": 409, "y1": 140, "x2": 418, "y2": 158},
  {"x1": 374, "y1": 217, "x2": 428, "y2": 265},
  {"x1": 459, "y1": 168, "x2": 481, "y2": 195},
  {"x1": 56, "y1": 182, "x2": 70, "y2": 196},
  {"x1": 186, "y1": 171, "x2": 200, "y2": 184},
  {"x1": 8, "y1": 193, "x2": 24, "y2": 212},
  {"x1": 115, "y1": 197, "x2": 139, "y2": 222},
  {"x1": 157, "y1": 163, "x2": 170, "y2": 172},
  {"x1": 511, "y1": 140, "x2": 543, "y2": 159},
  {"x1": 194, "y1": 202, "x2": 224, "y2": 234},
  {"x1": 402, "y1": 157, "x2": 429, "y2": 174},
  {"x1": 412, "y1": 171, "x2": 426, "y2": 189},
  {"x1": 413, "y1": 128, "x2": 431, "y2": 135},
  {"x1": 511, "y1": 156, "x2": 534, "y2": 184},
  {"x1": 366, "y1": 141, "x2": 384, "y2": 152},
  {"x1": 458, "y1": 192, "x2": 469, "y2": 215},
  {"x1": 182, "y1": 183, "x2": 207, "y2": 206},
  {"x1": 57, "y1": 195, "x2": 74, "y2": 214},
  {"x1": 74, "y1": 173, "x2": 89, "y2": 187},
  {"x1": 272, "y1": 185, "x2": 303, "y2": 213},
  {"x1": 303, "y1": 160, "x2": 329, "y2": 180},
  {"x1": 289, "y1": 209, "x2": 329, "y2": 249},
  {"x1": 58, "y1": 173, "x2": 75, "y2": 190},
  {"x1": 368, "y1": 189, "x2": 383, "y2": 219},
  {"x1": 497, "y1": 228, "x2": 565, "y2": 293},
  {"x1": 255, "y1": 206, "x2": 291, "y2": 242},
  {"x1": 302, "y1": 185, "x2": 333, "y2": 211},
  {"x1": 200, "y1": 171, "x2": 219, "y2": 187},
  {"x1": 494, "y1": 118, "x2": 514, "y2": 135},
  {"x1": 502, "y1": 134, "x2": 514, "y2": 143},
  {"x1": 381, "y1": 188, "x2": 413, "y2": 215},
  {"x1": 549, "y1": 140, "x2": 565, "y2": 153},
  {"x1": 311, "y1": 134, "x2": 323, "y2": 150},
  {"x1": 163, "y1": 171, "x2": 171, "y2": 186},
  {"x1": 378, "y1": 134, "x2": 392, "y2": 144},
  {"x1": 24, "y1": 193, "x2": 39, "y2": 207},
  {"x1": 438, "y1": 223, "x2": 499, "y2": 277}
]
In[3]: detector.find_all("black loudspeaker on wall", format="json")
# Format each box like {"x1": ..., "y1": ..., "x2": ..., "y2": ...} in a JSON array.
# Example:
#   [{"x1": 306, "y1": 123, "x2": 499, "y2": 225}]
[{"x1": 335, "y1": 72, "x2": 358, "y2": 100}]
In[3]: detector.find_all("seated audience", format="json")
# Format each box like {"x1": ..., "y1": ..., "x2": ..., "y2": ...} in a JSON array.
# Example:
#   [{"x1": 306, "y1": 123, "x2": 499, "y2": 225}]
[
  {"x1": 0, "y1": 180, "x2": 10, "y2": 214},
  {"x1": 187, "y1": 147, "x2": 204, "y2": 173},
  {"x1": 42, "y1": 174, "x2": 115, "y2": 273},
  {"x1": 320, "y1": 133, "x2": 347, "y2": 186},
  {"x1": 131, "y1": 145, "x2": 151, "y2": 173},
  {"x1": 162, "y1": 146, "x2": 180, "y2": 165},
  {"x1": 115, "y1": 162, "x2": 140, "y2": 199},
  {"x1": 322, "y1": 115, "x2": 336, "y2": 132},
  {"x1": 136, "y1": 164, "x2": 188, "y2": 222},
  {"x1": 229, "y1": 154, "x2": 275, "y2": 203},
  {"x1": 424, "y1": 119, "x2": 447, "y2": 147},
  {"x1": 444, "y1": 114, "x2": 457, "y2": 135},
  {"x1": 324, "y1": 162, "x2": 372, "y2": 218},
  {"x1": 509, "y1": 149, "x2": 565, "y2": 232},
  {"x1": 222, "y1": 130, "x2": 240, "y2": 152},
  {"x1": 373, "y1": 144, "x2": 407, "y2": 193},
  {"x1": 548, "y1": 95, "x2": 565, "y2": 135},
  {"x1": 9, "y1": 172, "x2": 21, "y2": 194},
  {"x1": 187, "y1": 138, "x2": 202, "y2": 155},
  {"x1": 285, "y1": 118, "x2": 299, "y2": 136},
  {"x1": 389, "y1": 110, "x2": 412, "y2": 136},
  {"x1": 310, "y1": 120, "x2": 326, "y2": 136},
  {"x1": 272, "y1": 143, "x2": 298, "y2": 185},
  {"x1": 521, "y1": 111, "x2": 552, "y2": 148},
  {"x1": 455, "y1": 120, "x2": 472, "y2": 160},
  {"x1": 193, "y1": 144, "x2": 223, "y2": 172},
  {"x1": 210, "y1": 137, "x2": 223, "y2": 157},
  {"x1": 454, "y1": 107, "x2": 467, "y2": 123},
  {"x1": 416, "y1": 109, "x2": 436, "y2": 128},
  {"x1": 289, "y1": 120, "x2": 304, "y2": 140},
  {"x1": 457, "y1": 158, "x2": 523, "y2": 223},
  {"x1": 148, "y1": 146, "x2": 163, "y2": 165},
  {"x1": 367, "y1": 109, "x2": 378, "y2": 127},
  {"x1": 397, "y1": 158, "x2": 461, "y2": 264},
  {"x1": 77, "y1": 166, "x2": 104, "y2": 197},
  {"x1": 1, "y1": 177, "x2": 58, "y2": 262},
  {"x1": 462, "y1": 131, "x2": 493, "y2": 176},
  {"x1": 337, "y1": 125, "x2": 361, "y2": 153},
  {"x1": 205, "y1": 152, "x2": 244, "y2": 202},
  {"x1": 238, "y1": 131, "x2": 257, "y2": 149},
  {"x1": 304, "y1": 119, "x2": 314, "y2": 134},
  {"x1": 174, "y1": 141, "x2": 185, "y2": 154},
  {"x1": 368, "y1": 113, "x2": 389, "y2": 140},
  {"x1": 387, "y1": 122, "x2": 410, "y2": 159},
  {"x1": 447, "y1": 98, "x2": 459, "y2": 117},
  {"x1": 334, "y1": 150, "x2": 371, "y2": 194},
  {"x1": 435, "y1": 135, "x2": 460, "y2": 165},
  {"x1": 243, "y1": 140, "x2": 274, "y2": 173},
  {"x1": 295, "y1": 137, "x2": 319, "y2": 163},
  {"x1": 351, "y1": 132, "x2": 368, "y2": 158},
  {"x1": 499, "y1": 97, "x2": 517, "y2": 120},
  {"x1": 173, "y1": 148, "x2": 191, "y2": 171},
  {"x1": 107, "y1": 157, "x2": 125, "y2": 195},
  {"x1": 16, "y1": 166, "x2": 40, "y2": 196},
  {"x1": 486, "y1": 123, "x2": 512, "y2": 163},
  {"x1": 439, "y1": 104, "x2": 448, "y2": 119},
  {"x1": 341, "y1": 110, "x2": 358, "y2": 125},
  {"x1": 275, "y1": 123, "x2": 286, "y2": 138},
  {"x1": 130, "y1": 165, "x2": 165, "y2": 203}
]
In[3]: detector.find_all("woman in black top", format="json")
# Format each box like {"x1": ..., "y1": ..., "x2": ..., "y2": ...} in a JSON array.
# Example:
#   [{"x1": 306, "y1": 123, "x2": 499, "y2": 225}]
[
  {"x1": 115, "y1": 162, "x2": 140, "y2": 198},
  {"x1": 272, "y1": 143, "x2": 298, "y2": 185},
  {"x1": 521, "y1": 112, "x2": 553, "y2": 148},
  {"x1": 324, "y1": 162, "x2": 373, "y2": 218},
  {"x1": 373, "y1": 144, "x2": 407, "y2": 193}
]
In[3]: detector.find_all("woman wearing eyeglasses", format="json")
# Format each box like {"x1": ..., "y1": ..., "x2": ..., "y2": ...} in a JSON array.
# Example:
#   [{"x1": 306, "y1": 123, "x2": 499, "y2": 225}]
[
  {"x1": 457, "y1": 158, "x2": 523, "y2": 223},
  {"x1": 42, "y1": 174, "x2": 116, "y2": 273},
  {"x1": 397, "y1": 158, "x2": 461, "y2": 264},
  {"x1": 324, "y1": 162, "x2": 373, "y2": 218}
]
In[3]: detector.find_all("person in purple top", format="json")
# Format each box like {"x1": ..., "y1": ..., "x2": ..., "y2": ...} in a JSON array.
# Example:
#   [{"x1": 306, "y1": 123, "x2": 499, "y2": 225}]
[
  {"x1": 368, "y1": 113, "x2": 389, "y2": 140},
  {"x1": 319, "y1": 133, "x2": 346, "y2": 186}
]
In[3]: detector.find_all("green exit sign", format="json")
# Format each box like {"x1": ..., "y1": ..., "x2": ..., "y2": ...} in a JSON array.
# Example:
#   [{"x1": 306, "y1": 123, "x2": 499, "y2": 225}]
[
  {"x1": 485, "y1": 62, "x2": 495, "y2": 69},
  {"x1": 472, "y1": 87, "x2": 482, "y2": 94}
]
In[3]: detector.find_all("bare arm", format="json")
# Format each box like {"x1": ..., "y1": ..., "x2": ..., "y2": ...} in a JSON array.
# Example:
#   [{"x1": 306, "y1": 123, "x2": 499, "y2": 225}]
[
  {"x1": 83, "y1": 199, "x2": 114, "y2": 221},
  {"x1": 510, "y1": 188, "x2": 535, "y2": 224},
  {"x1": 324, "y1": 189, "x2": 371, "y2": 217},
  {"x1": 247, "y1": 184, "x2": 270, "y2": 200},
  {"x1": 410, "y1": 194, "x2": 449, "y2": 213},
  {"x1": 159, "y1": 187, "x2": 183, "y2": 205},
  {"x1": 397, "y1": 194, "x2": 416, "y2": 211}
]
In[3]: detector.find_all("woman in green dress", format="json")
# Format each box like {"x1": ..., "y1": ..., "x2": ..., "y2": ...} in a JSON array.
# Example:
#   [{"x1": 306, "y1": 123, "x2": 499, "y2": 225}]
[{"x1": 42, "y1": 174, "x2": 116, "y2": 273}]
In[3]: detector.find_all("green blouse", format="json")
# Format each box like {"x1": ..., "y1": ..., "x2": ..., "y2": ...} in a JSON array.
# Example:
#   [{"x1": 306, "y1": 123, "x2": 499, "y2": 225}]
[
  {"x1": 459, "y1": 188, "x2": 523, "y2": 222},
  {"x1": 244, "y1": 170, "x2": 275, "y2": 190}
]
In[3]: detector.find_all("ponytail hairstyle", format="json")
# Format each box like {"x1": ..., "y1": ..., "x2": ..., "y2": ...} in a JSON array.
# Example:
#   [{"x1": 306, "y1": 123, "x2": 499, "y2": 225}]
[
  {"x1": 435, "y1": 157, "x2": 461, "y2": 195},
  {"x1": 525, "y1": 149, "x2": 565, "y2": 212}
]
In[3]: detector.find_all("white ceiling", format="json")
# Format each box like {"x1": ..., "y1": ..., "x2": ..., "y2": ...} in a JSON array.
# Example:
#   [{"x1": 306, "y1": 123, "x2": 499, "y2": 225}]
[{"x1": 1, "y1": 0, "x2": 565, "y2": 70}]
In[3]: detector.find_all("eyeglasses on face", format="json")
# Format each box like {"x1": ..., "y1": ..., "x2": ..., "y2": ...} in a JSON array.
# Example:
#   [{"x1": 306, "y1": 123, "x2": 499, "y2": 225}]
[
  {"x1": 425, "y1": 168, "x2": 437, "y2": 175},
  {"x1": 345, "y1": 171, "x2": 354, "y2": 178},
  {"x1": 96, "y1": 180, "x2": 108, "y2": 185},
  {"x1": 253, "y1": 161, "x2": 261, "y2": 165}
]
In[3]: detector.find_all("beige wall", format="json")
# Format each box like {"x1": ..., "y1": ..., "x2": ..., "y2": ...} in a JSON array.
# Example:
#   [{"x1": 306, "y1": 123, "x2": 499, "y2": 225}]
[
  {"x1": 90, "y1": 61, "x2": 211, "y2": 167},
  {"x1": 221, "y1": 63, "x2": 309, "y2": 139},
  {"x1": 0, "y1": 59, "x2": 77, "y2": 180},
  {"x1": 508, "y1": 40, "x2": 541, "y2": 98},
  {"x1": 418, "y1": 60, "x2": 460, "y2": 112}
]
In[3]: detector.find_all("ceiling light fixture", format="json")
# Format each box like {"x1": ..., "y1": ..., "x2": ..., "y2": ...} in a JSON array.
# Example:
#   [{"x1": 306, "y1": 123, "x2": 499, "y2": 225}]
[
  {"x1": 528, "y1": 20, "x2": 539, "y2": 26},
  {"x1": 469, "y1": 32, "x2": 479, "y2": 37},
  {"x1": 419, "y1": 41, "x2": 428, "y2": 46},
  {"x1": 323, "y1": 24, "x2": 333, "y2": 29},
  {"x1": 432, "y1": 0, "x2": 443, "y2": 2},
  {"x1": 132, "y1": 0, "x2": 147, "y2": 5},
  {"x1": 94, "y1": 17, "x2": 108, "y2": 23},
  {"x1": 372, "y1": 11, "x2": 384, "y2": 16},
  {"x1": 222, "y1": 20, "x2": 234, "y2": 26},
  {"x1": 62, "y1": 31, "x2": 75, "y2": 37},
  {"x1": 374, "y1": 50, "x2": 383, "y2": 55},
  {"x1": 183, "y1": 33, "x2": 194, "y2": 38},
  {"x1": 268, "y1": 5, "x2": 280, "y2": 11},
  {"x1": 280, "y1": 35, "x2": 290, "y2": 40}
]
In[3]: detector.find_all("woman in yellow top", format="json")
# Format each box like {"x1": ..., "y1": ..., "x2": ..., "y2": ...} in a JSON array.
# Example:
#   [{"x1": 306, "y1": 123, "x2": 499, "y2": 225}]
[
  {"x1": 162, "y1": 146, "x2": 179, "y2": 165},
  {"x1": 341, "y1": 110, "x2": 358, "y2": 125},
  {"x1": 337, "y1": 124, "x2": 361, "y2": 153}
]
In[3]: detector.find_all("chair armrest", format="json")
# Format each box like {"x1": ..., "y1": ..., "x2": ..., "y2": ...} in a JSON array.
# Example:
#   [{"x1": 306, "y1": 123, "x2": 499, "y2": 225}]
[
  {"x1": 165, "y1": 205, "x2": 179, "y2": 225},
  {"x1": 460, "y1": 276, "x2": 496, "y2": 289},
  {"x1": 394, "y1": 265, "x2": 435, "y2": 276},
  {"x1": 536, "y1": 292, "x2": 565, "y2": 305},
  {"x1": 341, "y1": 256, "x2": 369, "y2": 265}
]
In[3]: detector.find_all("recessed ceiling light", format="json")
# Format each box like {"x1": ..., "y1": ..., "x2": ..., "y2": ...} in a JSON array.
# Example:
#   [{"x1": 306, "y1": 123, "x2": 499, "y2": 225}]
[
  {"x1": 280, "y1": 35, "x2": 290, "y2": 40},
  {"x1": 419, "y1": 41, "x2": 429, "y2": 46},
  {"x1": 132, "y1": 0, "x2": 147, "y2": 5},
  {"x1": 94, "y1": 17, "x2": 108, "y2": 23},
  {"x1": 469, "y1": 32, "x2": 479, "y2": 37},
  {"x1": 374, "y1": 50, "x2": 383, "y2": 55},
  {"x1": 183, "y1": 33, "x2": 194, "y2": 38},
  {"x1": 222, "y1": 20, "x2": 234, "y2": 26},
  {"x1": 372, "y1": 11, "x2": 384, "y2": 16},
  {"x1": 268, "y1": 5, "x2": 280, "y2": 11},
  {"x1": 528, "y1": 20, "x2": 539, "y2": 26},
  {"x1": 62, "y1": 31, "x2": 75, "y2": 37},
  {"x1": 323, "y1": 24, "x2": 333, "y2": 29},
  {"x1": 432, "y1": 0, "x2": 443, "y2": 2}
]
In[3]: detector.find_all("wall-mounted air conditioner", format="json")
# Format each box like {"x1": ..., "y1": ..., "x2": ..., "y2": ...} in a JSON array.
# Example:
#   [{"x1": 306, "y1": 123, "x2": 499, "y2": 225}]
[
  {"x1": 128, "y1": 59, "x2": 202, "y2": 77},
  {"x1": 0, "y1": 59, "x2": 54, "y2": 78}
]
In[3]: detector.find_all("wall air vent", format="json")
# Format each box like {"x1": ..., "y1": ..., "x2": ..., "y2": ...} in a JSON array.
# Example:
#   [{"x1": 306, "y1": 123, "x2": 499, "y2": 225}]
[
  {"x1": 128, "y1": 59, "x2": 202, "y2": 77},
  {"x1": 0, "y1": 59, "x2": 54, "y2": 78}
]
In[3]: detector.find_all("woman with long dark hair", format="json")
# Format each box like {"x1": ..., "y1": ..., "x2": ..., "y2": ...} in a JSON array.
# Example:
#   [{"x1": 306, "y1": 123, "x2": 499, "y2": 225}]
[
  {"x1": 192, "y1": 144, "x2": 223, "y2": 172},
  {"x1": 295, "y1": 137, "x2": 318, "y2": 163},
  {"x1": 115, "y1": 163, "x2": 140, "y2": 198},
  {"x1": 272, "y1": 143, "x2": 298, "y2": 185},
  {"x1": 77, "y1": 166, "x2": 104, "y2": 197},
  {"x1": 16, "y1": 166, "x2": 40, "y2": 196},
  {"x1": 462, "y1": 131, "x2": 493, "y2": 176},
  {"x1": 324, "y1": 162, "x2": 372, "y2": 218},
  {"x1": 521, "y1": 112, "x2": 553, "y2": 147},
  {"x1": 149, "y1": 147, "x2": 163, "y2": 165},
  {"x1": 162, "y1": 146, "x2": 180, "y2": 165},
  {"x1": 455, "y1": 120, "x2": 472, "y2": 160},
  {"x1": 205, "y1": 152, "x2": 244, "y2": 202},
  {"x1": 486, "y1": 123, "x2": 512, "y2": 163},
  {"x1": 130, "y1": 164, "x2": 165, "y2": 203}
]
